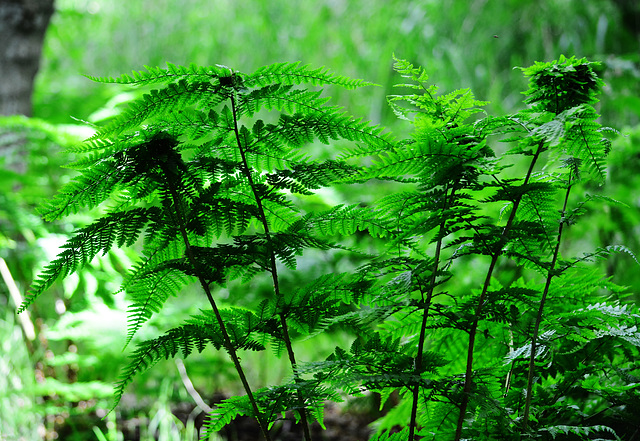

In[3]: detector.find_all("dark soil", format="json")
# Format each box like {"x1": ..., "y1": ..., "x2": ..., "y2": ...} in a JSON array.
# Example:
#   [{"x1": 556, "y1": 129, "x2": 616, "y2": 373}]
[{"x1": 115, "y1": 393, "x2": 383, "y2": 441}]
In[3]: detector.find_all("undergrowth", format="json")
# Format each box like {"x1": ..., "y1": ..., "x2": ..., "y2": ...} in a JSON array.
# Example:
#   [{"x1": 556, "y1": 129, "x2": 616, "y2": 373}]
[{"x1": 19, "y1": 56, "x2": 640, "y2": 440}]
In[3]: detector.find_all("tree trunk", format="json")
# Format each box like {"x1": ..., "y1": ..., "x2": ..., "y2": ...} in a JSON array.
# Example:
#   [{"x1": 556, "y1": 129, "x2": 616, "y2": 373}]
[{"x1": 0, "y1": 0, "x2": 54, "y2": 116}]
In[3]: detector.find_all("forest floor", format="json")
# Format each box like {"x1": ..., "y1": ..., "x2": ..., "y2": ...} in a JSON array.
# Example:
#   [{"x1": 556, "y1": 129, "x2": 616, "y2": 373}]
[
  {"x1": 121, "y1": 396, "x2": 380, "y2": 441},
  {"x1": 52, "y1": 393, "x2": 387, "y2": 441}
]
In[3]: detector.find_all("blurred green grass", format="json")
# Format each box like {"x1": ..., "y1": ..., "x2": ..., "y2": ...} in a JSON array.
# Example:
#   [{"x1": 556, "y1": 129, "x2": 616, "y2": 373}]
[{"x1": 35, "y1": 0, "x2": 640, "y2": 129}]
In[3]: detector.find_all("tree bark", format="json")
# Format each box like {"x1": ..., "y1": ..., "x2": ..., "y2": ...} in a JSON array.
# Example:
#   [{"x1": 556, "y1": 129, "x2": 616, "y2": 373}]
[{"x1": 0, "y1": 0, "x2": 54, "y2": 116}]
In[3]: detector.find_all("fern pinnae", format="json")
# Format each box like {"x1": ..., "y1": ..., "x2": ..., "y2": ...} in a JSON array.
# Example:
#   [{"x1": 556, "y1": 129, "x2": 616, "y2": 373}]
[
  {"x1": 91, "y1": 80, "x2": 226, "y2": 141},
  {"x1": 37, "y1": 161, "x2": 125, "y2": 221},
  {"x1": 86, "y1": 62, "x2": 231, "y2": 86},
  {"x1": 19, "y1": 206, "x2": 155, "y2": 313},
  {"x1": 238, "y1": 85, "x2": 332, "y2": 116},
  {"x1": 113, "y1": 323, "x2": 227, "y2": 412},
  {"x1": 124, "y1": 265, "x2": 192, "y2": 347},
  {"x1": 244, "y1": 61, "x2": 376, "y2": 89}
]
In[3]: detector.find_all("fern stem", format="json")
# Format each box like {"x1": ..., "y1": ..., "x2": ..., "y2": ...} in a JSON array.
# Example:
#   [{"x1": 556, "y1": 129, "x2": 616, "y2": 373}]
[
  {"x1": 229, "y1": 92, "x2": 313, "y2": 441},
  {"x1": 409, "y1": 186, "x2": 453, "y2": 441},
  {"x1": 164, "y1": 175, "x2": 273, "y2": 441},
  {"x1": 522, "y1": 176, "x2": 573, "y2": 428},
  {"x1": 454, "y1": 142, "x2": 544, "y2": 441}
]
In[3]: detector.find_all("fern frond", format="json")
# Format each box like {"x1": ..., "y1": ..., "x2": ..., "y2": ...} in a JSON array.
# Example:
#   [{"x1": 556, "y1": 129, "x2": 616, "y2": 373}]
[
  {"x1": 20, "y1": 207, "x2": 157, "y2": 312},
  {"x1": 520, "y1": 55, "x2": 604, "y2": 114},
  {"x1": 91, "y1": 80, "x2": 225, "y2": 140},
  {"x1": 538, "y1": 424, "x2": 617, "y2": 440},
  {"x1": 37, "y1": 160, "x2": 129, "y2": 220},
  {"x1": 245, "y1": 61, "x2": 376, "y2": 89},
  {"x1": 154, "y1": 108, "x2": 226, "y2": 142},
  {"x1": 276, "y1": 273, "x2": 360, "y2": 337},
  {"x1": 238, "y1": 85, "x2": 332, "y2": 117},
  {"x1": 191, "y1": 196, "x2": 257, "y2": 238},
  {"x1": 389, "y1": 57, "x2": 488, "y2": 125},
  {"x1": 204, "y1": 381, "x2": 339, "y2": 435},
  {"x1": 86, "y1": 62, "x2": 231, "y2": 86},
  {"x1": 266, "y1": 159, "x2": 360, "y2": 195},
  {"x1": 204, "y1": 395, "x2": 254, "y2": 434},
  {"x1": 392, "y1": 56, "x2": 433, "y2": 88},
  {"x1": 187, "y1": 308, "x2": 268, "y2": 352},
  {"x1": 125, "y1": 265, "x2": 194, "y2": 346},
  {"x1": 565, "y1": 244, "x2": 639, "y2": 270},
  {"x1": 113, "y1": 324, "x2": 224, "y2": 410},
  {"x1": 560, "y1": 105, "x2": 610, "y2": 182},
  {"x1": 307, "y1": 204, "x2": 397, "y2": 239}
]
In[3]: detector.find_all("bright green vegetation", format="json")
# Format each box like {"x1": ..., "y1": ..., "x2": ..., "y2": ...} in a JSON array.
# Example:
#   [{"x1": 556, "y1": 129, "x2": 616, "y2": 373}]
[
  {"x1": 17, "y1": 55, "x2": 640, "y2": 440},
  {"x1": 2, "y1": 1, "x2": 640, "y2": 440}
]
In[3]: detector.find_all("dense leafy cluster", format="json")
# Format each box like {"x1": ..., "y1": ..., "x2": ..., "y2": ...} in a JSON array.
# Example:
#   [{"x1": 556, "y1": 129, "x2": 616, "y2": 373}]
[{"x1": 20, "y1": 57, "x2": 639, "y2": 440}]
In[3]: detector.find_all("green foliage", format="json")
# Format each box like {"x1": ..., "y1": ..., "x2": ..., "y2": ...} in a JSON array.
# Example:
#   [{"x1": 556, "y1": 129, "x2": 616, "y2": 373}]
[
  {"x1": 324, "y1": 55, "x2": 638, "y2": 441},
  {"x1": 21, "y1": 61, "x2": 389, "y2": 441},
  {"x1": 21, "y1": 56, "x2": 639, "y2": 441},
  {"x1": 0, "y1": 309, "x2": 41, "y2": 441}
]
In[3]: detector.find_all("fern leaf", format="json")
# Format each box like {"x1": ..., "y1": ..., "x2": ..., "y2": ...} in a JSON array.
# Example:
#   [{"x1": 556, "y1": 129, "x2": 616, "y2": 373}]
[
  {"x1": 245, "y1": 61, "x2": 376, "y2": 89},
  {"x1": 91, "y1": 80, "x2": 225, "y2": 140},
  {"x1": 520, "y1": 55, "x2": 604, "y2": 114},
  {"x1": 560, "y1": 105, "x2": 610, "y2": 182},
  {"x1": 266, "y1": 111, "x2": 395, "y2": 154},
  {"x1": 19, "y1": 208, "x2": 156, "y2": 312},
  {"x1": 124, "y1": 265, "x2": 194, "y2": 346},
  {"x1": 37, "y1": 160, "x2": 129, "y2": 220},
  {"x1": 539, "y1": 424, "x2": 617, "y2": 440},
  {"x1": 204, "y1": 395, "x2": 254, "y2": 433},
  {"x1": 308, "y1": 204, "x2": 397, "y2": 239},
  {"x1": 86, "y1": 62, "x2": 231, "y2": 86},
  {"x1": 113, "y1": 324, "x2": 224, "y2": 410},
  {"x1": 238, "y1": 85, "x2": 332, "y2": 117}
]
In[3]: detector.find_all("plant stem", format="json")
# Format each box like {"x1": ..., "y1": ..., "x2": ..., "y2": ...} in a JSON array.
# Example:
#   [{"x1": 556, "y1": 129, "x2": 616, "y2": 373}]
[
  {"x1": 522, "y1": 175, "x2": 573, "y2": 428},
  {"x1": 229, "y1": 93, "x2": 313, "y2": 441},
  {"x1": 165, "y1": 176, "x2": 272, "y2": 441},
  {"x1": 454, "y1": 142, "x2": 543, "y2": 441},
  {"x1": 408, "y1": 187, "x2": 452, "y2": 441}
]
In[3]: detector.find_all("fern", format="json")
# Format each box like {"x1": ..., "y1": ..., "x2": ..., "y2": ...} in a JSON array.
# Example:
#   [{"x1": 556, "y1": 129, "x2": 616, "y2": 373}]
[
  {"x1": 309, "y1": 55, "x2": 636, "y2": 441},
  {"x1": 21, "y1": 56, "x2": 638, "y2": 441},
  {"x1": 21, "y1": 61, "x2": 394, "y2": 441},
  {"x1": 85, "y1": 62, "x2": 224, "y2": 85}
]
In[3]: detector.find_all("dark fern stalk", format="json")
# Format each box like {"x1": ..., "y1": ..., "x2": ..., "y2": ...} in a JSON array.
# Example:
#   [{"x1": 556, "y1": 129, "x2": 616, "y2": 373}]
[
  {"x1": 408, "y1": 185, "x2": 451, "y2": 441},
  {"x1": 515, "y1": 57, "x2": 612, "y2": 430},
  {"x1": 336, "y1": 55, "x2": 632, "y2": 441},
  {"x1": 334, "y1": 58, "x2": 496, "y2": 441},
  {"x1": 454, "y1": 140, "x2": 544, "y2": 441},
  {"x1": 383, "y1": 62, "x2": 478, "y2": 441},
  {"x1": 228, "y1": 90, "x2": 312, "y2": 440},
  {"x1": 155, "y1": 135, "x2": 273, "y2": 439},
  {"x1": 453, "y1": 56, "x2": 611, "y2": 440},
  {"x1": 522, "y1": 165, "x2": 574, "y2": 428}
]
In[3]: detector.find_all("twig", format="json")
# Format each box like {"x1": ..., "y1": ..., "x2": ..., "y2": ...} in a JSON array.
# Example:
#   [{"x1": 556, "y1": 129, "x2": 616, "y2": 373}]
[
  {"x1": 175, "y1": 358, "x2": 213, "y2": 413},
  {"x1": 1, "y1": 257, "x2": 36, "y2": 341}
]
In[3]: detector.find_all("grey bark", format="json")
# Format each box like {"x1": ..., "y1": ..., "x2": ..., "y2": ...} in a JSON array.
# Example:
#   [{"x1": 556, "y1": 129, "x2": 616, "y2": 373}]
[{"x1": 0, "y1": 0, "x2": 54, "y2": 116}]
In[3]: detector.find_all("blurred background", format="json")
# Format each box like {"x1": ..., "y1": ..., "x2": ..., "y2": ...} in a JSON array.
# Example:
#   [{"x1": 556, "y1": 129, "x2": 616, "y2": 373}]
[{"x1": 1, "y1": 0, "x2": 639, "y2": 439}]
